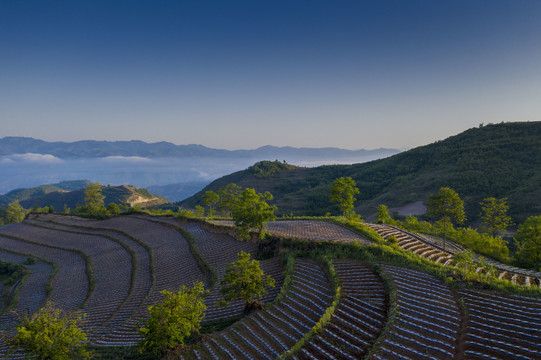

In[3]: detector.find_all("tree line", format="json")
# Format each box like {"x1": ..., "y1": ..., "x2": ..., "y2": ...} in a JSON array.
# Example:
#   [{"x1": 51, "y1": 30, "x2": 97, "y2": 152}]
[{"x1": 376, "y1": 186, "x2": 540, "y2": 271}]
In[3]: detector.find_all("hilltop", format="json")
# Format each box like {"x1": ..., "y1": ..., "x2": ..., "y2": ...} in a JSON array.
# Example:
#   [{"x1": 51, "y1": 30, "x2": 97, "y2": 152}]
[
  {"x1": 0, "y1": 182, "x2": 168, "y2": 210},
  {"x1": 181, "y1": 122, "x2": 541, "y2": 224}
]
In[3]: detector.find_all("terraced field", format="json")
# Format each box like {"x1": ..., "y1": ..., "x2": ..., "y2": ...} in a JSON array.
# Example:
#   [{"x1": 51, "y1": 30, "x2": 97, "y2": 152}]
[
  {"x1": 210, "y1": 219, "x2": 371, "y2": 244},
  {"x1": 366, "y1": 224, "x2": 541, "y2": 287},
  {"x1": 188, "y1": 259, "x2": 332, "y2": 360},
  {"x1": 294, "y1": 260, "x2": 386, "y2": 359},
  {"x1": 1, "y1": 215, "x2": 540, "y2": 360},
  {"x1": 0, "y1": 251, "x2": 53, "y2": 330}
]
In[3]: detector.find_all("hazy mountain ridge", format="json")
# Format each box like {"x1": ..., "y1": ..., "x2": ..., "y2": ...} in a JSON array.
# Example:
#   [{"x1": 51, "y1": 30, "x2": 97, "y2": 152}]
[
  {"x1": 0, "y1": 180, "x2": 90, "y2": 206},
  {"x1": 181, "y1": 122, "x2": 541, "y2": 224},
  {"x1": 0, "y1": 137, "x2": 398, "y2": 159},
  {"x1": 0, "y1": 182, "x2": 168, "y2": 210}
]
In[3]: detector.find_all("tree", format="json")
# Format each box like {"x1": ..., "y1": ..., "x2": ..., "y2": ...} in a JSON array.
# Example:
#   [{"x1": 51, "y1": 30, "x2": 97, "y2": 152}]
[
  {"x1": 220, "y1": 251, "x2": 275, "y2": 310},
  {"x1": 139, "y1": 282, "x2": 208, "y2": 355},
  {"x1": 217, "y1": 183, "x2": 242, "y2": 217},
  {"x1": 452, "y1": 250, "x2": 476, "y2": 273},
  {"x1": 202, "y1": 191, "x2": 219, "y2": 217},
  {"x1": 194, "y1": 205, "x2": 205, "y2": 217},
  {"x1": 232, "y1": 188, "x2": 276, "y2": 239},
  {"x1": 427, "y1": 187, "x2": 466, "y2": 251},
  {"x1": 107, "y1": 203, "x2": 120, "y2": 215},
  {"x1": 84, "y1": 182, "x2": 106, "y2": 216},
  {"x1": 376, "y1": 204, "x2": 392, "y2": 224},
  {"x1": 5, "y1": 201, "x2": 26, "y2": 224},
  {"x1": 479, "y1": 197, "x2": 513, "y2": 237},
  {"x1": 9, "y1": 304, "x2": 90, "y2": 360},
  {"x1": 514, "y1": 215, "x2": 541, "y2": 270},
  {"x1": 330, "y1": 177, "x2": 360, "y2": 219}
]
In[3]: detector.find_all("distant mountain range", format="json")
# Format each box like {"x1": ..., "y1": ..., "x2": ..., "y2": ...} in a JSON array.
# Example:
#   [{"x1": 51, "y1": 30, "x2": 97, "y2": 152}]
[
  {"x1": 181, "y1": 122, "x2": 541, "y2": 224},
  {"x1": 0, "y1": 137, "x2": 399, "y2": 159}
]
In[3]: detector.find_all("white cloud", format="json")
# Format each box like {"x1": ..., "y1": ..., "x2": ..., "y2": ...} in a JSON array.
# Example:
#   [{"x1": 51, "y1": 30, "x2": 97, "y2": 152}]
[
  {"x1": 100, "y1": 156, "x2": 154, "y2": 163},
  {"x1": 191, "y1": 168, "x2": 212, "y2": 180},
  {"x1": 0, "y1": 153, "x2": 63, "y2": 164}
]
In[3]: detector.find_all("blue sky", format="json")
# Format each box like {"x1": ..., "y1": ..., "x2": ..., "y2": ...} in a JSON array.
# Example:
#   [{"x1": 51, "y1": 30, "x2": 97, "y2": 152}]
[{"x1": 1, "y1": 0, "x2": 540, "y2": 150}]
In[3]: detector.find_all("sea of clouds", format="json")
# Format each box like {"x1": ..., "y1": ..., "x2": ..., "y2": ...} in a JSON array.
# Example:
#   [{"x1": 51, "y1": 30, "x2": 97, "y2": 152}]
[{"x1": 0, "y1": 152, "x2": 390, "y2": 195}]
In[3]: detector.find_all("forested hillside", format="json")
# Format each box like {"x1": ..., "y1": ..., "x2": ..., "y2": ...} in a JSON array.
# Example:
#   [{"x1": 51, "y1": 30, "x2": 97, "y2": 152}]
[
  {"x1": 181, "y1": 122, "x2": 541, "y2": 224},
  {"x1": 0, "y1": 180, "x2": 89, "y2": 206},
  {"x1": 0, "y1": 184, "x2": 168, "y2": 211}
]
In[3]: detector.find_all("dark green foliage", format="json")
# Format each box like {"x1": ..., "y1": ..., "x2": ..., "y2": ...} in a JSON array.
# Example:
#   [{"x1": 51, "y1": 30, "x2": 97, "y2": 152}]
[
  {"x1": 249, "y1": 160, "x2": 295, "y2": 178},
  {"x1": 107, "y1": 203, "x2": 120, "y2": 215},
  {"x1": 330, "y1": 177, "x2": 360, "y2": 218},
  {"x1": 4, "y1": 201, "x2": 26, "y2": 224},
  {"x1": 216, "y1": 183, "x2": 242, "y2": 217},
  {"x1": 0, "y1": 260, "x2": 25, "y2": 285},
  {"x1": 232, "y1": 188, "x2": 277, "y2": 239},
  {"x1": 386, "y1": 235, "x2": 398, "y2": 246},
  {"x1": 202, "y1": 191, "x2": 219, "y2": 217},
  {"x1": 219, "y1": 251, "x2": 275, "y2": 306},
  {"x1": 0, "y1": 180, "x2": 90, "y2": 207},
  {"x1": 514, "y1": 215, "x2": 541, "y2": 271},
  {"x1": 181, "y1": 122, "x2": 541, "y2": 222},
  {"x1": 395, "y1": 215, "x2": 509, "y2": 262},
  {"x1": 479, "y1": 197, "x2": 513, "y2": 236},
  {"x1": 376, "y1": 204, "x2": 392, "y2": 224},
  {"x1": 427, "y1": 187, "x2": 466, "y2": 225},
  {"x1": 139, "y1": 282, "x2": 208, "y2": 355},
  {"x1": 1, "y1": 184, "x2": 167, "y2": 212},
  {"x1": 9, "y1": 304, "x2": 91, "y2": 360},
  {"x1": 24, "y1": 257, "x2": 36, "y2": 266}
]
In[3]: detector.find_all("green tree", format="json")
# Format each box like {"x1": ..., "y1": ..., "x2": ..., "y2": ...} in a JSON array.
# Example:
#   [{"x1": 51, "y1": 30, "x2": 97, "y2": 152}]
[
  {"x1": 452, "y1": 250, "x2": 476, "y2": 274},
  {"x1": 376, "y1": 204, "x2": 392, "y2": 224},
  {"x1": 83, "y1": 182, "x2": 106, "y2": 216},
  {"x1": 220, "y1": 251, "x2": 275, "y2": 309},
  {"x1": 330, "y1": 177, "x2": 360, "y2": 219},
  {"x1": 202, "y1": 190, "x2": 219, "y2": 217},
  {"x1": 427, "y1": 187, "x2": 466, "y2": 251},
  {"x1": 217, "y1": 183, "x2": 242, "y2": 217},
  {"x1": 232, "y1": 188, "x2": 276, "y2": 239},
  {"x1": 479, "y1": 197, "x2": 513, "y2": 237},
  {"x1": 139, "y1": 282, "x2": 208, "y2": 355},
  {"x1": 5, "y1": 201, "x2": 26, "y2": 224},
  {"x1": 514, "y1": 215, "x2": 541, "y2": 270},
  {"x1": 9, "y1": 304, "x2": 90, "y2": 360},
  {"x1": 107, "y1": 203, "x2": 120, "y2": 215},
  {"x1": 194, "y1": 205, "x2": 205, "y2": 217}
]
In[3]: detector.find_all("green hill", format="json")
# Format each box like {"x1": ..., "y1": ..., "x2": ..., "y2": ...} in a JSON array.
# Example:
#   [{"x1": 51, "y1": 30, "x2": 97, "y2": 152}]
[
  {"x1": 0, "y1": 183, "x2": 169, "y2": 211},
  {"x1": 0, "y1": 180, "x2": 90, "y2": 206},
  {"x1": 181, "y1": 122, "x2": 541, "y2": 224}
]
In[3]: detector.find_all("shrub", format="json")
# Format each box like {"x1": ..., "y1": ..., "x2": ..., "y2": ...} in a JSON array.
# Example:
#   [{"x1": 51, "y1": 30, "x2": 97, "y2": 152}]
[
  {"x1": 139, "y1": 282, "x2": 208, "y2": 355},
  {"x1": 9, "y1": 304, "x2": 90, "y2": 360}
]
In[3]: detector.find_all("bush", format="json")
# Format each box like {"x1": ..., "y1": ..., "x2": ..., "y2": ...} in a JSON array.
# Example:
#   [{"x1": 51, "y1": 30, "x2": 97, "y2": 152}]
[
  {"x1": 139, "y1": 282, "x2": 208, "y2": 355},
  {"x1": 9, "y1": 304, "x2": 90, "y2": 360}
]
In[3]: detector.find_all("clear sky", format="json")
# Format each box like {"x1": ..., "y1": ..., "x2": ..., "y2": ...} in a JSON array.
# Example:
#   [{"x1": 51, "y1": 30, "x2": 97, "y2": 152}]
[{"x1": 1, "y1": 0, "x2": 540, "y2": 150}]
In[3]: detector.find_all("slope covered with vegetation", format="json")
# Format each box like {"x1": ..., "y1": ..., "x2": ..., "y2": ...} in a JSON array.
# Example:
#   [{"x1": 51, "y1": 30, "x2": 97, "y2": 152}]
[
  {"x1": 1, "y1": 184, "x2": 168, "y2": 211},
  {"x1": 0, "y1": 180, "x2": 90, "y2": 206},
  {"x1": 181, "y1": 122, "x2": 541, "y2": 224}
]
